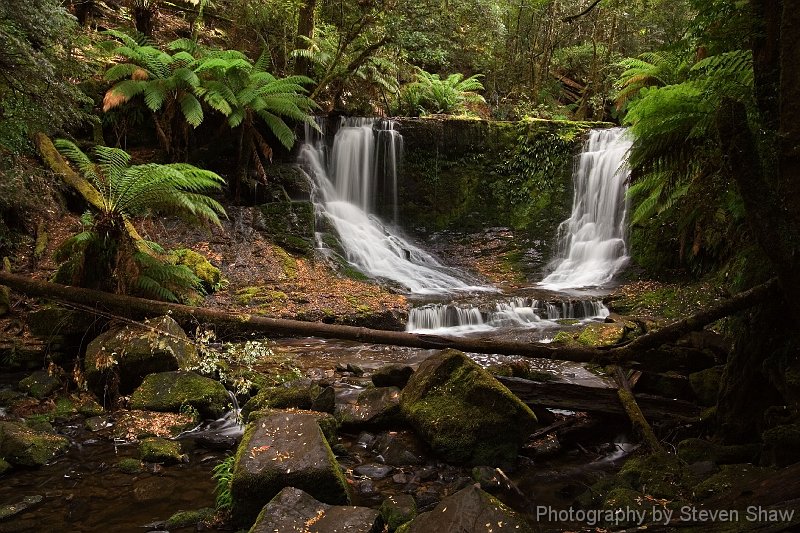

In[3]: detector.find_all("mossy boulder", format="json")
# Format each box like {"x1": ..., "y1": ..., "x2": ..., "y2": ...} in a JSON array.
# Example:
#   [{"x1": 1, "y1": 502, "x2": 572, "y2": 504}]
[
  {"x1": 250, "y1": 487, "x2": 380, "y2": 533},
  {"x1": 0, "y1": 421, "x2": 69, "y2": 467},
  {"x1": 577, "y1": 322, "x2": 626, "y2": 347},
  {"x1": 693, "y1": 464, "x2": 769, "y2": 501},
  {"x1": 165, "y1": 508, "x2": 214, "y2": 530},
  {"x1": 18, "y1": 370, "x2": 61, "y2": 399},
  {"x1": 677, "y1": 438, "x2": 760, "y2": 465},
  {"x1": 84, "y1": 315, "x2": 197, "y2": 396},
  {"x1": 170, "y1": 248, "x2": 222, "y2": 293},
  {"x1": 0, "y1": 284, "x2": 9, "y2": 316},
  {"x1": 241, "y1": 379, "x2": 319, "y2": 422},
  {"x1": 335, "y1": 386, "x2": 403, "y2": 429},
  {"x1": 256, "y1": 201, "x2": 315, "y2": 255},
  {"x1": 116, "y1": 457, "x2": 143, "y2": 474},
  {"x1": 129, "y1": 371, "x2": 231, "y2": 419},
  {"x1": 380, "y1": 493, "x2": 417, "y2": 531},
  {"x1": 230, "y1": 411, "x2": 350, "y2": 528},
  {"x1": 615, "y1": 453, "x2": 689, "y2": 501},
  {"x1": 761, "y1": 423, "x2": 800, "y2": 467},
  {"x1": 689, "y1": 366, "x2": 725, "y2": 406},
  {"x1": 400, "y1": 349, "x2": 538, "y2": 466},
  {"x1": 396, "y1": 484, "x2": 531, "y2": 532},
  {"x1": 139, "y1": 437, "x2": 186, "y2": 464}
]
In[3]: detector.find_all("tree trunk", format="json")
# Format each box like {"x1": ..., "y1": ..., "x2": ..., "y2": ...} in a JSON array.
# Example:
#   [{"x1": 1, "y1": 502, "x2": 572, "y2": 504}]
[
  {"x1": 0, "y1": 271, "x2": 776, "y2": 367},
  {"x1": 294, "y1": 0, "x2": 317, "y2": 77}
]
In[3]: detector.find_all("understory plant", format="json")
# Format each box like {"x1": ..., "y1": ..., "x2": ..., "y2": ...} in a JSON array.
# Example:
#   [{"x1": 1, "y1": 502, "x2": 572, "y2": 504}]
[
  {"x1": 53, "y1": 139, "x2": 226, "y2": 301},
  {"x1": 212, "y1": 454, "x2": 235, "y2": 511},
  {"x1": 398, "y1": 68, "x2": 485, "y2": 116}
]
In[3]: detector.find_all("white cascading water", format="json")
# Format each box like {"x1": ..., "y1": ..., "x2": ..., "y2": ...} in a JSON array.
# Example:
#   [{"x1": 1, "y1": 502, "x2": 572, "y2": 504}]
[
  {"x1": 300, "y1": 118, "x2": 485, "y2": 295},
  {"x1": 540, "y1": 127, "x2": 633, "y2": 290},
  {"x1": 406, "y1": 298, "x2": 609, "y2": 334}
]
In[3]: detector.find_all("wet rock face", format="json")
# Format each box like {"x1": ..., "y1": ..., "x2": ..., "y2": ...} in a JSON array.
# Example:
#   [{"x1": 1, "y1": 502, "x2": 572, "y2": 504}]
[
  {"x1": 371, "y1": 364, "x2": 414, "y2": 388},
  {"x1": 396, "y1": 484, "x2": 531, "y2": 532},
  {"x1": 0, "y1": 421, "x2": 70, "y2": 467},
  {"x1": 400, "y1": 349, "x2": 538, "y2": 467},
  {"x1": 129, "y1": 370, "x2": 231, "y2": 420},
  {"x1": 83, "y1": 315, "x2": 197, "y2": 397},
  {"x1": 230, "y1": 411, "x2": 350, "y2": 528},
  {"x1": 335, "y1": 386, "x2": 403, "y2": 429},
  {"x1": 250, "y1": 487, "x2": 381, "y2": 533}
]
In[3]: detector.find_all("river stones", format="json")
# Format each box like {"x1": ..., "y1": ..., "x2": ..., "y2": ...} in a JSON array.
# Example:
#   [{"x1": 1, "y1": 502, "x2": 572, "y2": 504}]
[
  {"x1": 84, "y1": 315, "x2": 197, "y2": 396},
  {"x1": 250, "y1": 487, "x2": 380, "y2": 533},
  {"x1": 0, "y1": 421, "x2": 69, "y2": 467},
  {"x1": 129, "y1": 370, "x2": 230, "y2": 419},
  {"x1": 380, "y1": 493, "x2": 417, "y2": 531},
  {"x1": 241, "y1": 379, "x2": 320, "y2": 422},
  {"x1": 372, "y1": 364, "x2": 414, "y2": 388},
  {"x1": 400, "y1": 349, "x2": 538, "y2": 466},
  {"x1": 18, "y1": 370, "x2": 61, "y2": 399},
  {"x1": 396, "y1": 484, "x2": 531, "y2": 533},
  {"x1": 335, "y1": 386, "x2": 402, "y2": 429},
  {"x1": 230, "y1": 411, "x2": 350, "y2": 527}
]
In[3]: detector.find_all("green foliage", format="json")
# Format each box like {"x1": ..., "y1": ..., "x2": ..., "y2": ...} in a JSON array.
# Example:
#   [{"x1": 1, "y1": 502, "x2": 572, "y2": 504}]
[
  {"x1": 212, "y1": 454, "x2": 235, "y2": 511},
  {"x1": 0, "y1": 0, "x2": 91, "y2": 152},
  {"x1": 53, "y1": 140, "x2": 225, "y2": 300},
  {"x1": 398, "y1": 69, "x2": 485, "y2": 116},
  {"x1": 618, "y1": 46, "x2": 755, "y2": 274}
]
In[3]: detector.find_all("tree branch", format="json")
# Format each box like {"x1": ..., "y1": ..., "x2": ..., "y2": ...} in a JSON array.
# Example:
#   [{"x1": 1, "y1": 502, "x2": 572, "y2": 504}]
[{"x1": 562, "y1": 0, "x2": 602, "y2": 23}]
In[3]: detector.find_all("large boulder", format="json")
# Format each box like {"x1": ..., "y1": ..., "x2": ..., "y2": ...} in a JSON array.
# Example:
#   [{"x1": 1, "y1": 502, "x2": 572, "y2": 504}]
[
  {"x1": 396, "y1": 484, "x2": 531, "y2": 532},
  {"x1": 84, "y1": 315, "x2": 197, "y2": 396},
  {"x1": 400, "y1": 350, "x2": 537, "y2": 466},
  {"x1": 0, "y1": 421, "x2": 70, "y2": 467},
  {"x1": 129, "y1": 371, "x2": 231, "y2": 419},
  {"x1": 18, "y1": 370, "x2": 61, "y2": 399},
  {"x1": 250, "y1": 487, "x2": 380, "y2": 533},
  {"x1": 241, "y1": 379, "x2": 319, "y2": 422},
  {"x1": 335, "y1": 386, "x2": 402, "y2": 429},
  {"x1": 230, "y1": 411, "x2": 350, "y2": 527}
]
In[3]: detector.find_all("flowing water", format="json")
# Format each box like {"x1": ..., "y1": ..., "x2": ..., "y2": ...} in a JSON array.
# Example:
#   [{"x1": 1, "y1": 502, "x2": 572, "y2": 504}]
[
  {"x1": 300, "y1": 118, "x2": 487, "y2": 295},
  {"x1": 540, "y1": 128, "x2": 632, "y2": 290}
]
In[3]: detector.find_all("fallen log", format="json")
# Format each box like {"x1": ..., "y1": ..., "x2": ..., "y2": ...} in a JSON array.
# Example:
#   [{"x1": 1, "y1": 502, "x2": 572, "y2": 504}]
[
  {"x1": 0, "y1": 271, "x2": 776, "y2": 367},
  {"x1": 613, "y1": 366, "x2": 666, "y2": 453},
  {"x1": 497, "y1": 376, "x2": 702, "y2": 421}
]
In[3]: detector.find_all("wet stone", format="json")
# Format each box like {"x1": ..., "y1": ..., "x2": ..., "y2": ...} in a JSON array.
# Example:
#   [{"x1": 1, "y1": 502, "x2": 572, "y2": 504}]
[
  {"x1": 0, "y1": 495, "x2": 43, "y2": 521},
  {"x1": 336, "y1": 386, "x2": 402, "y2": 429},
  {"x1": 354, "y1": 463, "x2": 394, "y2": 480},
  {"x1": 374, "y1": 432, "x2": 424, "y2": 466},
  {"x1": 372, "y1": 364, "x2": 414, "y2": 389},
  {"x1": 230, "y1": 411, "x2": 350, "y2": 528},
  {"x1": 311, "y1": 385, "x2": 336, "y2": 413},
  {"x1": 250, "y1": 487, "x2": 380, "y2": 533},
  {"x1": 18, "y1": 370, "x2": 61, "y2": 400},
  {"x1": 380, "y1": 493, "x2": 417, "y2": 531}
]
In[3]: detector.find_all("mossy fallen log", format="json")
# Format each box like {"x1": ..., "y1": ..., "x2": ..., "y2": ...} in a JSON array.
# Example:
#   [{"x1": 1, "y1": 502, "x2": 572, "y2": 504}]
[{"x1": 0, "y1": 272, "x2": 777, "y2": 368}]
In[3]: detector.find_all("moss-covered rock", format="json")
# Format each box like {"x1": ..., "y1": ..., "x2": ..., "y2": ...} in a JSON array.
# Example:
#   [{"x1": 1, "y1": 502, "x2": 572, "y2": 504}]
[
  {"x1": 84, "y1": 315, "x2": 197, "y2": 397},
  {"x1": 615, "y1": 453, "x2": 689, "y2": 501},
  {"x1": 129, "y1": 371, "x2": 231, "y2": 419},
  {"x1": 761, "y1": 423, "x2": 800, "y2": 467},
  {"x1": 577, "y1": 322, "x2": 626, "y2": 347},
  {"x1": 230, "y1": 411, "x2": 350, "y2": 528},
  {"x1": 241, "y1": 379, "x2": 319, "y2": 422},
  {"x1": 116, "y1": 457, "x2": 143, "y2": 474},
  {"x1": 689, "y1": 366, "x2": 725, "y2": 406},
  {"x1": 380, "y1": 493, "x2": 417, "y2": 531},
  {"x1": 0, "y1": 284, "x2": 9, "y2": 316},
  {"x1": 18, "y1": 370, "x2": 61, "y2": 399},
  {"x1": 693, "y1": 464, "x2": 769, "y2": 501},
  {"x1": 256, "y1": 201, "x2": 315, "y2": 255},
  {"x1": 0, "y1": 421, "x2": 69, "y2": 467},
  {"x1": 112, "y1": 410, "x2": 196, "y2": 441},
  {"x1": 170, "y1": 248, "x2": 223, "y2": 292},
  {"x1": 400, "y1": 349, "x2": 538, "y2": 466},
  {"x1": 677, "y1": 438, "x2": 760, "y2": 465},
  {"x1": 27, "y1": 304, "x2": 100, "y2": 339},
  {"x1": 139, "y1": 437, "x2": 186, "y2": 464},
  {"x1": 165, "y1": 508, "x2": 215, "y2": 529},
  {"x1": 396, "y1": 484, "x2": 531, "y2": 532},
  {"x1": 0, "y1": 457, "x2": 11, "y2": 475}
]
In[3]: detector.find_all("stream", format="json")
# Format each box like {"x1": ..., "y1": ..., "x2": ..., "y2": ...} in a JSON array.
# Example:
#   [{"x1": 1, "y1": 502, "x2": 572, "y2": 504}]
[{"x1": 0, "y1": 121, "x2": 636, "y2": 531}]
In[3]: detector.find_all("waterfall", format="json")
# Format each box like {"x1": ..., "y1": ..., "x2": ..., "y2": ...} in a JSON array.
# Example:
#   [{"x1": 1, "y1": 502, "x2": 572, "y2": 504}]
[
  {"x1": 540, "y1": 127, "x2": 633, "y2": 290},
  {"x1": 300, "y1": 117, "x2": 484, "y2": 295},
  {"x1": 406, "y1": 298, "x2": 609, "y2": 333}
]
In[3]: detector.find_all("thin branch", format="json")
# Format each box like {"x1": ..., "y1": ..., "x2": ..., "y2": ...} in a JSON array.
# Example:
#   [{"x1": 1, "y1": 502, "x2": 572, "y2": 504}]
[{"x1": 562, "y1": 0, "x2": 602, "y2": 23}]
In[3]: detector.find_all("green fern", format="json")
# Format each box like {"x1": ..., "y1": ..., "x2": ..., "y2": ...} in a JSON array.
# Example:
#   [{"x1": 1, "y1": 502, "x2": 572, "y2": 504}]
[
  {"x1": 399, "y1": 68, "x2": 486, "y2": 116},
  {"x1": 212, "y1": 455, "x2": 235, "y2": 511}
]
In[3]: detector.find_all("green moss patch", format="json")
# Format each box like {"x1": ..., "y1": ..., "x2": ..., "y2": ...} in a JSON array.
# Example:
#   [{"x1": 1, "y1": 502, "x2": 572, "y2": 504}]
[
  {"x1": 129, "y1": 371, "x2": 231, "y2": 420},
  {"x1": 139, "y1": 437, "x2": 185, "y2": 464}
]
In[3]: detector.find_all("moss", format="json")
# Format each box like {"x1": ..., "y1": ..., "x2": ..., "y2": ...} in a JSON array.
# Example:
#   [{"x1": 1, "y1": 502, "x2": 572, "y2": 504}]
[
  {"x1": 0, "y1": 283, "x2": 9, "y2": 317},
  {"x1": 762, "y1": 423, "x2": 800, "y2": 466},
  {"x1": 616, "y1": 453, "x2": 689, "y2": 501},
  {"x1": 258, "y1": 201, "x2": 315, "y2": 255},
  {"x1": 272, "y1": 245, "x2": 298, "y2": 279},
  {"x1": 139, "y1": 437, "x2": 185, "y2": 464},
  {"x1": 18, "y1": 370, "x2": 61, "y2": 399},
  {"x1": 235, "y1": 285, "x2": 288, "y2": 306},
  {"x1": 0, "y1": 421, "x2": 70, "y2": 467},
  {"x1": 116, "y1": 457, "x2": 143, "y2": 474},
  {"x1": 577, "y1": 323, "x2": 626, "y2": 347},
  {"x1": 688, "y1": 366, "x2": 724, "y2": 407},
  {"x1": 380, "y1": 494, "x2": 417, "y2": 531},
  {"x1": 694, "y1": 464, "x2": 768, "y2": 501},
  {"x1": 400, "y1": 349, "x2": 537, "y2": 466},
  {"x1": 241, "y1": 381, "x2": 317, "y2": 421},
  {"x1": 165, "y1": 508, "x2": 215, "y2": 529},
  {"x1": 129, "y1": 371, "x2": 231, "y2": 419},
  {"x1": 550, "y1": 331, "x2": 575, "y2": 344},
  {"x1": 170, "y1": 248, "x2": 223, "y2": 292},
  {"x1": 676, "y1": 438, "x2": 760, "y2": 465},
  {"x1": 33, "y1": 221, "x2": 47, "y2": 260},
  {"x1": 0, "y1": 458, "x2": 11, "y2": 475}
]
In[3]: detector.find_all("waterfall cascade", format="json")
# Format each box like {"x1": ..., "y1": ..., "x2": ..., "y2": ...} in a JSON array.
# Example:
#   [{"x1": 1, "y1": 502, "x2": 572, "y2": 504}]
[
  {"x1": 406, "y1": 298, "x2": 609, "y2": 333},
  {"x1": 540, "y1": 128, "x2": 633, "y2": 290},
  {"x1": 300, "y1": 117, "x2": 485, "y2": 295}
]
